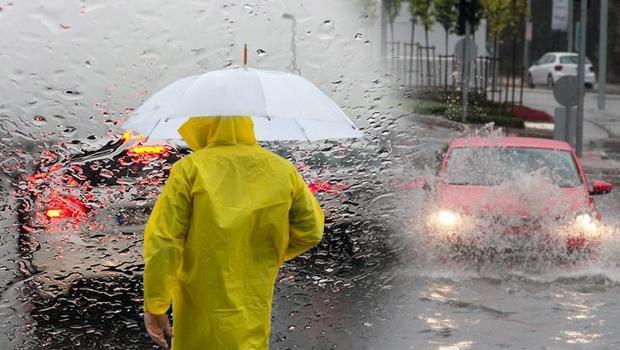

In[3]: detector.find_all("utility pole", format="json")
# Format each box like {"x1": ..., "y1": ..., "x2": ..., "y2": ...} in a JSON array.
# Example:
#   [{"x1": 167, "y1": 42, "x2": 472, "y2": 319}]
[
  {"x1": 567, "y1": 0, "x2": 574, "y2": 52},
  {"x1": 576, "y1": 0, "x2": 588, "y2": 156},
  {"x1": 598, "y1": 0, "x2": 608, "y2": 110}
]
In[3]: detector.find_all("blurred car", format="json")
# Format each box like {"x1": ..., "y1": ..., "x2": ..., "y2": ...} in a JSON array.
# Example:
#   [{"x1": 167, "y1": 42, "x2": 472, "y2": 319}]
[
  {"x1": 416, "y1": 137, "x2": 613, "y2": 256},
  {"x1": 16, "y1": 133, "x2": 190, "y2": 290},
  {"x1": 527, "y1": 52, "x2": 595, "y2": 89},
  {"x1": 16, "y1": 134, "x2": 349, "y2": 292}
]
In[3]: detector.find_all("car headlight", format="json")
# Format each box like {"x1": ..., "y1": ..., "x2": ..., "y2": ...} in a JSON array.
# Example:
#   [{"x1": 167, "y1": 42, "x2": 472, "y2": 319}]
[
  {"x1": 573, "y1": 213, "x2": 598, "y2": 235},
  {"x1": 429, "y1": 210, "x2": 461, "y2": 229}
]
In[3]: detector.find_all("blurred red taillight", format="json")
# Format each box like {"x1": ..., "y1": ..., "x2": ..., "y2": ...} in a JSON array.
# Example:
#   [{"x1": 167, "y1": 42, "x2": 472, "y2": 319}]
[
  {"x1": 128, "y1": 145, "x2": 167, "y2": 157},
  {"x1": 554, "y1": 65, "x2": 563, "y2": 71},
  {"x1": 45, "y1": 197, "x2": 86, "y2": 219},
  {"x1": 45, "y1": 208, "x2": 70, "y2": 219},
  {"x1": 307, "y1": 180, "x2": 346, "y2": 194}
]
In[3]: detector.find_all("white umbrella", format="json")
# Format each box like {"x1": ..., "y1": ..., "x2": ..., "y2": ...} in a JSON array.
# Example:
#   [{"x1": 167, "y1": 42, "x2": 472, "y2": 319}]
[{"x1": 123, "y1": 67, "x2": 362, "y2": 141}]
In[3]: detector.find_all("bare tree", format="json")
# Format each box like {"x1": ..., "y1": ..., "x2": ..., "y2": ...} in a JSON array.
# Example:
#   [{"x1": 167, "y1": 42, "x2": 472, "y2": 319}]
[{"x1": 410, "y1": 0, "x2": 435, "y2": 86}]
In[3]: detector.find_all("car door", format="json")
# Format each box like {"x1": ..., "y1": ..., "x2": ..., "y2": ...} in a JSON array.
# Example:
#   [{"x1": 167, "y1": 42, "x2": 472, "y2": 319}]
[
  {"x1": 539, "y1": 54, "x2": 555, "y2": 83},
  {"x1": 531, "y1": 54, "x2": 548, "y2": 84}
]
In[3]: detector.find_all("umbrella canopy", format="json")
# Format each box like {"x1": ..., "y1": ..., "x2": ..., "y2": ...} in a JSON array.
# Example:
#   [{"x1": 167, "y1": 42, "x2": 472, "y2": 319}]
[{"x1": 123, "y1": 68, "x2": 362, "y2": 141}]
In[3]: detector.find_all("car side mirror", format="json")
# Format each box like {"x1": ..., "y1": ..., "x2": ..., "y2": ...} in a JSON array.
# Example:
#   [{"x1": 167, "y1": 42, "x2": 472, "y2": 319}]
[{"x1": 590, "y1": 180, "x2": 613, "y2": 195}]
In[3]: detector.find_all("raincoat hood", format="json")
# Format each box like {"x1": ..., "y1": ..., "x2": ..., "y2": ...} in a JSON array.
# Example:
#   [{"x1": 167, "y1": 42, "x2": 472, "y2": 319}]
[{"x1": 178, "y1": 116, "x2": 257, "y2": 150}]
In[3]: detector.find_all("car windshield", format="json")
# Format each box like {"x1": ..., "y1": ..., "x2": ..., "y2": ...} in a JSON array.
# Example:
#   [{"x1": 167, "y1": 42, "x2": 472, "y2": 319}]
[
  {"x1": 559, "y1": 55, "x2": 592, "y2": 64},
  {"x1": 442, "y1": 147, "x2": 582, "y2": 187}
]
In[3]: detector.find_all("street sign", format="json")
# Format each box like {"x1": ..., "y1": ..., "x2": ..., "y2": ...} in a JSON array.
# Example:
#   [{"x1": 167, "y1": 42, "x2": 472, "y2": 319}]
[
  {"x1": 552, "y1": 0, "x2": 569, "y2": 32},
  {"x1": 553, "y1": 75, "x2": 581, "y2": 107},
  {"x1": 454, "y1": 37, "x2": 478, "y2": 63}
]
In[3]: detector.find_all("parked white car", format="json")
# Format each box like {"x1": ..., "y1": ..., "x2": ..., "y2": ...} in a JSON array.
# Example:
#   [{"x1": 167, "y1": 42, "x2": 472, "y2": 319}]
[{"x1": 527, "y1": 52, "x2": 596, "y2": 89}]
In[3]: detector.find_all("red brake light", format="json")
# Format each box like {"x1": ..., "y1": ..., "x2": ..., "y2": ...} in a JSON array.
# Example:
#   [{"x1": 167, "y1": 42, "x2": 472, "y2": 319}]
[
  {"x1": 128, "y1": 145, "x2": 167, "y2": 156},
  {"x1": 45, "y1": 208, "x2": 69, "y2": 218},
  {"x1": 308, "y1": 180, "x2": 345, "y2": 194},
  {"x1": 45, "y1": 197, "x2": 86, "y2": 219},
  {"x1": 554, "y1": 65, "x2": 563, "y2": 71}
]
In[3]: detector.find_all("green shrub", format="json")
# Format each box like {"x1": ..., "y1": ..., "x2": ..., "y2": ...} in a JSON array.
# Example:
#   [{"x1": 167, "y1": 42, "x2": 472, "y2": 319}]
[
  {"x1": 411, "y1": 100, "x2": 449, "y2": 115},
  {"x1": 408, "y1": 88, "x2": 487, "y2": 105},
  {"x1": 405, "y1": 88, "x2": 525, "y2": 129}
]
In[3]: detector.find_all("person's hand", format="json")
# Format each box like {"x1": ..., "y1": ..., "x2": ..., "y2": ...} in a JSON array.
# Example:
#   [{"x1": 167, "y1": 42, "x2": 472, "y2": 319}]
[{"x1": 144, "y1": 311, "x2": 173, "y2": 349}]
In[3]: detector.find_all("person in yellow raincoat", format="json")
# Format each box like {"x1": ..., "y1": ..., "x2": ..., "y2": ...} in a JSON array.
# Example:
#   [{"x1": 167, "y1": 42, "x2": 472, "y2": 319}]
[{"x1": 142, "y1": 116, "x2": 324, "y2": 349}]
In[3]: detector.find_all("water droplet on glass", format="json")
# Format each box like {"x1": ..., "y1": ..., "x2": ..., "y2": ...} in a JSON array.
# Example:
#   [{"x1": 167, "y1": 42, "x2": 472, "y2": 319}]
[
  {"x1": 61, "y1": 126, "x2": 76, "y2": 137},
  {"x1": 287, "y1": 325, "x2": 296, "y2": 331},
  {"x1": 33, "y1": 115, "x2": 47, "y2": 126},
  {"x1": 318, "y1": 20, "x2": 335, "y2": 39}
]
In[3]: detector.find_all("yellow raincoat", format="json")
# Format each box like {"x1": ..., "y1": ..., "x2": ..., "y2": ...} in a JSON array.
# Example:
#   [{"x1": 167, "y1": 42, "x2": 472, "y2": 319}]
[{"x1": 143, "y1": 116, "x2": 324, "y2": 349}]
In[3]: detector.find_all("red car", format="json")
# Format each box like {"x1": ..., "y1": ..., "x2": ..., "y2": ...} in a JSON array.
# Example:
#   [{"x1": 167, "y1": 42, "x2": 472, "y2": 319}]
[{"x1": 419, "y1": 137, "x2": 614, "y2": 256}]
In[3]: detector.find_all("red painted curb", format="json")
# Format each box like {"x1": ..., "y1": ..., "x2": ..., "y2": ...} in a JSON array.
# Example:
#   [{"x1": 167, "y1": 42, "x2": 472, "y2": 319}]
[{"x1": 512, "y1": 105, "x2": 554, "y2": 123}]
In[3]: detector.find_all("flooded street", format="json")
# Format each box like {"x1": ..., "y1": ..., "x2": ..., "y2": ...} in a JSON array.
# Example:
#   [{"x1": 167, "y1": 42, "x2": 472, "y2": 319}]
[{"x1": 1, "y1": 1, "x2": 620, "y2": 349}]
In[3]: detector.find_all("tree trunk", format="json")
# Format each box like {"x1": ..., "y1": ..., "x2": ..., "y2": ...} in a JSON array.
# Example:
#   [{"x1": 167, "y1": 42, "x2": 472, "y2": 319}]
[
  {"x1": 389, "y1": 22, "x2": 395, "y2": 54},
  {"x1": 492, "y1": 35, "x2": 499, "y2": 102},
  {"x1": 444, "y1": 28, "x2": 449, "y2": 89},
  {"x1": 511, "y1": 30, "x2": 517, "y2": 106},
  {"x1": 425, "y1": 27, "x2": 431, "y2": 86},
  {"x1": 389, "y1": 21, "x2": 395, "y2": 75},
  {"x1": 613, "y1": 1, "x2": 620, "y2": 81},
  {"x1": 380, "y1": 0, "x2": 387, "y2": 67},
  {"x1": 410, "y1": 20, "x2": 416, "y2": 87},
  {"x1": 445, "y1": 28, "x2": 449, "y2": 56}
]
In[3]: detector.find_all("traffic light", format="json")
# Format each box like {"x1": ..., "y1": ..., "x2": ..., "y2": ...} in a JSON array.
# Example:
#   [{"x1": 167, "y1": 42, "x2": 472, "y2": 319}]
[{"x1": 456, "y1": 0, "x2": 480, "y2": 36}]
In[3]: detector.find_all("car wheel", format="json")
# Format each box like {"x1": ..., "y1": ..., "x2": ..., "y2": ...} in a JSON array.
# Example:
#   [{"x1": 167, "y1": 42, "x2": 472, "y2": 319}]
[
  {"x1": 527, "y1": 74, "x2": 535, "y2": 88},
  {"x1": 547, "y1": 75, "x2": 554, "y2": 88}
]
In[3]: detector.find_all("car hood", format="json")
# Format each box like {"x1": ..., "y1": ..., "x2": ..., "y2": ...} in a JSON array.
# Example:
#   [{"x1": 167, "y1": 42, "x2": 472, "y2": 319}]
[{"x1": 434, "y1": 182, "x2": 590, "y2": 217}]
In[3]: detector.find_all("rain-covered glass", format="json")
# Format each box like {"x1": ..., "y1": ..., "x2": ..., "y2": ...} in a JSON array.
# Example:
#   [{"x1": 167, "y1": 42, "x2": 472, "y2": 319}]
[{"x1": 1, "y1": 1, "x2": 619, "y2": 349}]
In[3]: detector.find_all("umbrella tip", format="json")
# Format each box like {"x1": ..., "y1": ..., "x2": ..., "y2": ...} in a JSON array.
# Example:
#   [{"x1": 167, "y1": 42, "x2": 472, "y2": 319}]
[{"x1": 243, "y1": 43, "x2": 248, "y2": 66}]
